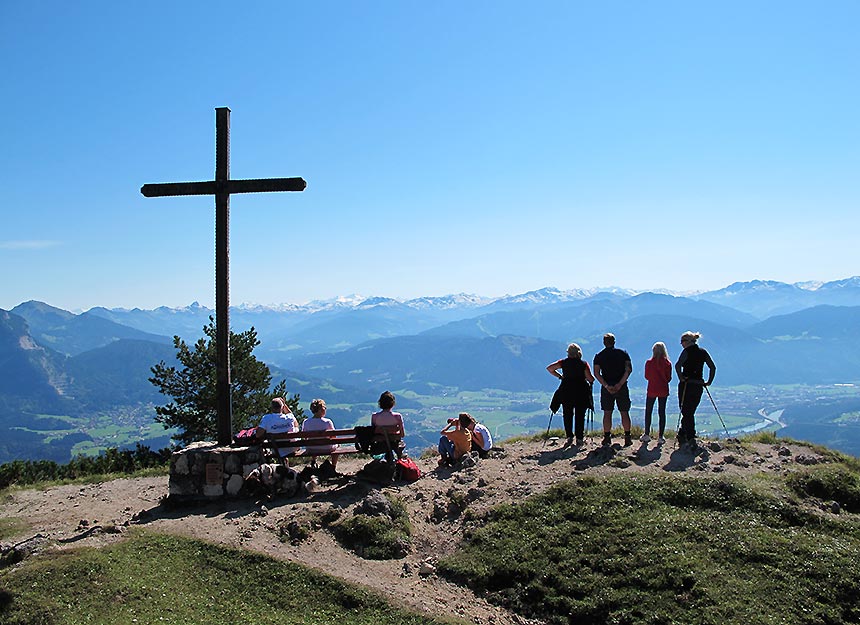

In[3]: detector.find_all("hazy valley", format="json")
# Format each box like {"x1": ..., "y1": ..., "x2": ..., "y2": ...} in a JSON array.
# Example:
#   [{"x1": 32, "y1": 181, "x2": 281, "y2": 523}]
[{"x1": 2, "y1": 277, "x2": 860, "y2": 463}]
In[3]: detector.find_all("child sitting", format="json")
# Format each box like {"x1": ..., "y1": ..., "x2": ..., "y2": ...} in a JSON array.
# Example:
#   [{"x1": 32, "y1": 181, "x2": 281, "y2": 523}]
[{"x1": 438, "y1": 413, "x2": 473, "y2": 467}]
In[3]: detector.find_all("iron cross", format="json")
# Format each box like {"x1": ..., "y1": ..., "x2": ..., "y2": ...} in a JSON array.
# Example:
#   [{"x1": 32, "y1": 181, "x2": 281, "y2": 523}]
[{"x1": 141, "y1": 107, "x2": 306, "y2": 445}]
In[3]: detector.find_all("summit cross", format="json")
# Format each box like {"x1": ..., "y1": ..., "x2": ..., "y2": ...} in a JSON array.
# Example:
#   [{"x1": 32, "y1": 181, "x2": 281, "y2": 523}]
[{"x1": 141, "y1": 107, "x2": 306, "y2": 445}]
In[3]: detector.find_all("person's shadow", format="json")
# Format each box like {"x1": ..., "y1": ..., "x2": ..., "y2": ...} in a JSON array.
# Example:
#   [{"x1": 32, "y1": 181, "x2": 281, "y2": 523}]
[
  {"x1": 662, "y1": 445, "x2": 711, "y2": 472},
  {"x1": 631, "y1": 442, "x2": 663, "y2": 467},
  {"x1": 570, "y1": 442, "x2": 618, "y2": 470}
]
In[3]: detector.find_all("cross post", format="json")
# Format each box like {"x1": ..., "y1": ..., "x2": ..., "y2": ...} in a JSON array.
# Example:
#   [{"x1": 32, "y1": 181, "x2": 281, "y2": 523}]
[{"x1": 141, "y1": 107, "x2": 306, "y2": 445}]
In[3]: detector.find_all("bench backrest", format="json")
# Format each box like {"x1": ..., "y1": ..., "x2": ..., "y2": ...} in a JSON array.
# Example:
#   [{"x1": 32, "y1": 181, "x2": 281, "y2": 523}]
[{"x1": 260, "y1": 425, "x2": 403, "y2": 454}]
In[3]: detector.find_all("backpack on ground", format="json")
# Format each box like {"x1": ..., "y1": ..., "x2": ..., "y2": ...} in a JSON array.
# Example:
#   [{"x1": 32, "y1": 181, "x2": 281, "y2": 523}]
[{"x1": 395, "y1": 457, "x2": 421, "y2": 482}]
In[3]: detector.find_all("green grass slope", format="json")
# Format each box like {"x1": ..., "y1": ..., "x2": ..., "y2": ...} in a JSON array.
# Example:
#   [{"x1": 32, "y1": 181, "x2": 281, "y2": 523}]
[
  {"x1": 438, "y1": 466, "x2": 860, "y2": 625},
  {"x1": 0, "y1": 531, "x2": 456, "y2": 625}
]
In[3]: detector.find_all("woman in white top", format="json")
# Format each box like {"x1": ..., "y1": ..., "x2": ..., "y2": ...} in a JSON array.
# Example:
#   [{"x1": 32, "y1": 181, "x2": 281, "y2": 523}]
[
  {"x1": 464, "y1": 413, "x2": 493, "y2": 458},
  {"x1": 257, "y1": 397, "x2": 298, "y2": 458}
]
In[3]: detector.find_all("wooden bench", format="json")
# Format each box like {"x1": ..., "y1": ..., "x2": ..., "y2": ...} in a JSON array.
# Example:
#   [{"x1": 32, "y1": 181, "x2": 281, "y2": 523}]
[{"x1": 257, "y1": 425, "x2": 404, "y2": 466}]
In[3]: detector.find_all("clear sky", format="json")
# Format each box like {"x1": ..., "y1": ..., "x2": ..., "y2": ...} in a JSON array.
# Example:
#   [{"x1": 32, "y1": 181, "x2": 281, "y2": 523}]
[{"x1": 2, "y1": 1, "x2": 858, "y2": 311}]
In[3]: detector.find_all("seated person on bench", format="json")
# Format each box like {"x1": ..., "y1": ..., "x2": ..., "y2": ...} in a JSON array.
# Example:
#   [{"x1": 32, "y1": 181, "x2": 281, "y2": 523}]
[
  {"x1": 257, "y1": 397, "x2": 299, "y2": 459},
  {"x1": 302, "y1": 398, "x2": 339, "y2": 472},
  {"x1": 370, "y1": 390, "x2": 406, "y2": 460}
]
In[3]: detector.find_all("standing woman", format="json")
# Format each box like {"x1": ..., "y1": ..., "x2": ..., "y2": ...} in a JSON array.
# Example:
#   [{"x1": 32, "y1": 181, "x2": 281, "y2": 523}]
[
  {"x1": 675, "y1": 331, "x2": 717, "y2": 449},
  {"x1": 642, "y1": 342, "x2": 672, "y2": 444},
  {"x1": 546, "y1": 343, "x2": 595, "y2": 446}
]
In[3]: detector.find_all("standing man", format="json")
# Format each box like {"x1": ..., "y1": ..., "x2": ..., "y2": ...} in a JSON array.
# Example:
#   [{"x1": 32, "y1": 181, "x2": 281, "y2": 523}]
[
  {"x1": 675, "y1": 331, "x2": 717, "y2": 450},
  {"x1": 593, "y1": 333, "x2": 633, "y2": 446}
]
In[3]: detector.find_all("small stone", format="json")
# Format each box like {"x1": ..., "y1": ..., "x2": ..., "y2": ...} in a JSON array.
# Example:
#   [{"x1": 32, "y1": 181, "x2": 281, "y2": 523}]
[
  {"x1": 831, "y1": 501, "x2": 841, "y2": 514},
  {"x1": 419, "y1": 562, "x2": 437, "y2": 577},
  {"x1": 777, "y1": 446, "x2": 792, "y2": 457},
  {"x1": 795, "y1": 455, "x2": 821, "y2": 466},
  {"x1": 707, "y1": 442, "x2": 722, "y2": 452}
]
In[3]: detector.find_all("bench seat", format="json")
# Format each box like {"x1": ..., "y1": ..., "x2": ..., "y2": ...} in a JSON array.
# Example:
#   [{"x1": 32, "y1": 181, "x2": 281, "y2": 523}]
[{"x1": 258, "y1": 425, "x2": 403, "y2": 465}]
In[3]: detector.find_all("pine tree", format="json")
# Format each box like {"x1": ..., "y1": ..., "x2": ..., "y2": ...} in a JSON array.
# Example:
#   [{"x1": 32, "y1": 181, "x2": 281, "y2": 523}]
[{"x1": 149, "y1": 318, "x2": 301, "y2": 445}]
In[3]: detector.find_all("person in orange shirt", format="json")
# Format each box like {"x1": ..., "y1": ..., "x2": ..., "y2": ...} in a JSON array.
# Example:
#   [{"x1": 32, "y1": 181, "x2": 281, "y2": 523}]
[{"x1": 438, "y1": 413, "x2": 473, "y2": 467}]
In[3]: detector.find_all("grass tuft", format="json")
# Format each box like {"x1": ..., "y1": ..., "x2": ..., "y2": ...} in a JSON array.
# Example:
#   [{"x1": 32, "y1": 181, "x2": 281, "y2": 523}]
[{"x1": 331, "y1": 494, "x2": 411, "y2": 560}]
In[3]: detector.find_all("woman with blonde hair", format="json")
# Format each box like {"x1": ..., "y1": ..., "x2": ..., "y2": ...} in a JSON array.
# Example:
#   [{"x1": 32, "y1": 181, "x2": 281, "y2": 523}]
[
  {"x1": 302, "y1": 398, "x2": 339, "y2": 474},
  {"x1": 546, "y1": 342, "x2": 595, "y2": 446},
  {"x1": 643, "y1": 342, "x2": 672, "y2": 444},
  {"x1": 676, "y1": 331, "x2": 717, "y2": 449}
]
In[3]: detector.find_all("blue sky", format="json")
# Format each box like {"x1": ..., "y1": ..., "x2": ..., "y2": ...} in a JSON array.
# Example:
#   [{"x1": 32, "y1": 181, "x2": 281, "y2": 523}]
[{"x1": 2, "y1": 1, "x2": 858, "y2": 311}]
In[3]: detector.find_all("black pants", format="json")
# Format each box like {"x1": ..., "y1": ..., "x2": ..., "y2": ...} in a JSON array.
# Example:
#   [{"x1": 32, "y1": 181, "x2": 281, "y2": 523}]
[
  {"x1": 645, "y1": 396, "x2": 668, "y2": 437},
  {"x1": 678, "y1": 382, "x2": 703, "y2": 442},
  {"x1": 562, "y1": 403, "x2": 587, "y2": 439}
]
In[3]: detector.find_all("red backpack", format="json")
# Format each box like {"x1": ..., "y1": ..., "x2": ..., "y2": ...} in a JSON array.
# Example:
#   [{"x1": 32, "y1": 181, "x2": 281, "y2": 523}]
[{"x1": 395, "y1": 457, "x2": 421, "y2": 482}]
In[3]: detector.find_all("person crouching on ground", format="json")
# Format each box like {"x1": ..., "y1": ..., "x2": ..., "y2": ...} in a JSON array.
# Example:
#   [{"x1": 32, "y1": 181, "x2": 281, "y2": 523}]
[
  {"x1": 464, "y1": 413, "x2": 493, "y2": 458},
  {"x1": 438, "y1": 413, "x2": 473, "y2": 467},
  {"x1": 302, "y1": 398, "x2": 339, "y2": 475},
  {"x1": 675, "y1": 331, "x2": 716, "y2": 450},
  {"x1": 257, "y1": 397, "x2": 299, "y2": 461}
]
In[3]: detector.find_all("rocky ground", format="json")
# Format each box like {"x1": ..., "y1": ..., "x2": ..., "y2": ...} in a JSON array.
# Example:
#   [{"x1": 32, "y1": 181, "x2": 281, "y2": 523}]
[{"x1": 0, "y1": 436, "x2": 832, "y2": 625}]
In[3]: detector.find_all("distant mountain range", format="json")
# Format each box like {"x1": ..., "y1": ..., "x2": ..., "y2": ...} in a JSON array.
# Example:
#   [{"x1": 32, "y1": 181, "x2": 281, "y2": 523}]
[{"x1": 2, "y1": 276, "x2": 860, "y2": 463}]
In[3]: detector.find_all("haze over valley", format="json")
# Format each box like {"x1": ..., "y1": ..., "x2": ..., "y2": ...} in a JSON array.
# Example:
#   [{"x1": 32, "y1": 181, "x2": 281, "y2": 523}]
[{"x1": 2, "y1": 277, "x2": 860, "y2": 464}]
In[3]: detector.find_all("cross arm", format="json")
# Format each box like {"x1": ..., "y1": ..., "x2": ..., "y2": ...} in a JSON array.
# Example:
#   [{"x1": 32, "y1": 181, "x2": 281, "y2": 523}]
[
  {"x1": 141, "y1": 181, "x2": 218, "y2": 197},
  {"x1": 227, "y1": 177, "x2": 307, "y2": 194},
  {"x1": 141, "y1": 177, "x2": 306, "y2": 198}
]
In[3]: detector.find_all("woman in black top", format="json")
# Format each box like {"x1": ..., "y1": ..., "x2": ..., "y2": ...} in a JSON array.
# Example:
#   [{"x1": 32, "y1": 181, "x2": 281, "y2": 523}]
[
  {"x1": 546, "y1": 343, "x2": 595, "y2": 446},
  {"x1": 675, "y1": 331, "x2": 717, "y2": 448}
]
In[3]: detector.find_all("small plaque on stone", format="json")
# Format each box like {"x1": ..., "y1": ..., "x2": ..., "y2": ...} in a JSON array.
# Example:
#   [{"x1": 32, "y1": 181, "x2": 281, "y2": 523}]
[{"x1": 205, "y1": 463, "x2": 224, "y2": 485}]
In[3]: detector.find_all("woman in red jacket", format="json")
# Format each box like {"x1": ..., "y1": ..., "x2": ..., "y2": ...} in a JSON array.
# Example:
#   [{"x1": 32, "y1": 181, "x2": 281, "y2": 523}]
[{"x1": 642, "y1": 342, "x2": 672, "y2": 444}]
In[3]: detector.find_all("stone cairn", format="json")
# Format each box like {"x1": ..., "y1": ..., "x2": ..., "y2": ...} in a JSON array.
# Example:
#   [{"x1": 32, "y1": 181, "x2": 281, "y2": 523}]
[{"x1": 168, "y1": 441, "x2": 264, "y2": 503}]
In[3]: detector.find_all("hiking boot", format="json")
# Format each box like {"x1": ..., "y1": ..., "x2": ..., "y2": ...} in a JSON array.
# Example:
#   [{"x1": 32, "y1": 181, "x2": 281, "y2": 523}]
[
  {"x1": 575, "y1": 438, "x2": 584, "y2": 447},
  {"x1": 602, "y1": 432, "x2": 612, "y2": 446},
  {"x1": 624, "y1": 432, "x2": 633, "y2": 447},
  {"x1": 565, "y1": 436, "x2": 574, "y2": 447},
  {"x1": 658, "y1": 436, "x2": 666, "y2": 445},
  {"x1": 639, "y1": 434, "x2": 651, "y2": 443}
]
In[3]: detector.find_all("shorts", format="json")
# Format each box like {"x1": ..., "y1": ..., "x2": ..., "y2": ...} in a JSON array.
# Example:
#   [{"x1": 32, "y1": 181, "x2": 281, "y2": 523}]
[{"x1": 600, "y1": 384, "x2": 631, "y2": 411}]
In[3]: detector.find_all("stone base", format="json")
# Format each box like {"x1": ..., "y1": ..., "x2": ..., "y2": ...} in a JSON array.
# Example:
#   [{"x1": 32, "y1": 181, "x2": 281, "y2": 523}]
[{"x1": 168, "y1": 441, "x2": 265, "y2": 503}]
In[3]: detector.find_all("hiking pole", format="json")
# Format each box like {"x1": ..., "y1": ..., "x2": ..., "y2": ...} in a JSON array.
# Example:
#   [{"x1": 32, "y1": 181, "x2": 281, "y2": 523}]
[
  {"x1": 542, "y1": 410, "x2": 555, "y2": 448},
  {"x1": 588, "y1": 382, "x2": 595, "y2": 446},
  {"x1": 674, "y1": 381, "x2": 687, "y2": 449},
  {"x1": 704, "y1": 385, "x2": 730, "y2": 438},
  {"x1": 588, "y1": 408, "x2": 594, "y2": 443}
]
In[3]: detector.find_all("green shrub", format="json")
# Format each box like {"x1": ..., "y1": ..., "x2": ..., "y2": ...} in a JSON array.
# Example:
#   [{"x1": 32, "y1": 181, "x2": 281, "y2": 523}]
[
  {"x1": 787, "y1": 464, "x2": 860, "y2": 512},
  {"x1": 0, "y1": 444, "x2": 171, "y2": 490},
  {"x1": 331, "y1": 494, "x2": 411, "y2": 560}
]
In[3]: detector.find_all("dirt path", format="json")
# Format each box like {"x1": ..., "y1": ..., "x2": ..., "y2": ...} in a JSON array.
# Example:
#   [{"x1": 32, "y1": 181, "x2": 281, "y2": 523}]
[{"x1": 0, "y1": 437, "x2": 825, "y2": 624}]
